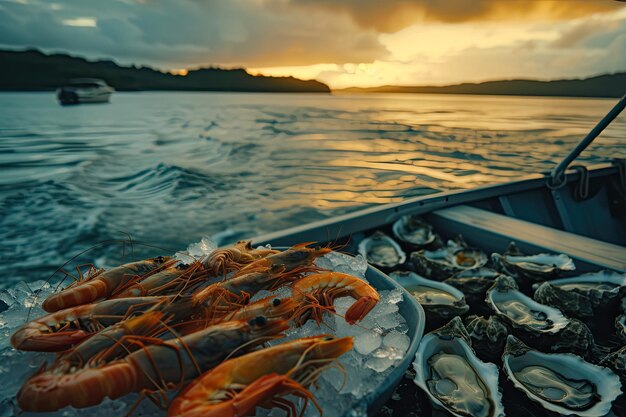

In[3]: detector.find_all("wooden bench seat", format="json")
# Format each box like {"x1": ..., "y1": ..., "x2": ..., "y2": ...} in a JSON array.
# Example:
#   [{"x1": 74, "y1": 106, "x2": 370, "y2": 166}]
[{"x1": 427, "y1": 205, "x2": 626, "y2": 272}]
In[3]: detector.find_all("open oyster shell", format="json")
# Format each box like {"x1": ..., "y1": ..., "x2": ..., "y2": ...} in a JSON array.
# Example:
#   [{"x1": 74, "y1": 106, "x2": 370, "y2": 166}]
[
  {"x1": 391, "y1": 215, "x2": 436, "y2": 247},
  {"x1": 390, "y1": 271, "x2": 469, "y2": 323},
  {"x1": 503, "y1": 335, "x2": 622, "y2": 417},
  {"x1": 492, "y1": 242, "x2": 575, "y2": 283},
  {"x1": 357, "y1": 231, "x2": 406, "y2": 269},
  {"x1": 413, "y1": 317, "x2": 505, "y2": 417},
  {"x1": 486, "y1": 275, "x2": 569, "y2": 335},
  {"x1": 444, "y1": 267, "x2": 501, "y2": 309},
  {"x1": 533, "y1": 271, "x2": 626, "y2": 319},
  {"x1": 411, "y1": 235, "x2": 488, "y2": 280}
]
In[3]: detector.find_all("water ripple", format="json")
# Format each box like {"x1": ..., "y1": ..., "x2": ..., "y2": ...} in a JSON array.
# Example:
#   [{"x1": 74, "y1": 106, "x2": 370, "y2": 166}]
[{"x1": 0, "y1": 92, "x2": 624, "y2": 287}]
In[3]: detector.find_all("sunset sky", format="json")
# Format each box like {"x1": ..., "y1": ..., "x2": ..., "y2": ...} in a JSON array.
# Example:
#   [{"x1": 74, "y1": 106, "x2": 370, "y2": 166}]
[{"x1": 1, "y1": 0, "x2": 625, "y2": 88}]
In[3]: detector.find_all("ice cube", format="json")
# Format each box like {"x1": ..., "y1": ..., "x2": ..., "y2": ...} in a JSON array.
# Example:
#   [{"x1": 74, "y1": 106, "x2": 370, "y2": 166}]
[
  {"x1": 383, "y1": 330, "x2": 410, "y2": 354},
  {"x1": 376, "y1": 312, "x2": 400, "y2": 330},
  {"x1": 354, "y1": 330, "x2": 382, "y2": 355},
  {"x1": 333, "y1": 297, "x2": 355, "y2": 316},
  {"x1": 371, "y1": 300, "x2": 399, "y2": 316},
  {"x1": 387, "y1": 288, "x2": 404, "y2": 304},
  {"x1": 315, "y1": 252, "x2": 368, "y2": 278},
  {"x1": 187, "y1": 236, "x2": 217, "y2": 257},
  {"x1": 396, "y1": 317, "x2": 409, "y2": 334},
  {"x1": 366, "y1": 355, "x2": 395, "y2": 372},
  {"x1": 372, "y1": 345, "x2": 403, "y2": 361}
]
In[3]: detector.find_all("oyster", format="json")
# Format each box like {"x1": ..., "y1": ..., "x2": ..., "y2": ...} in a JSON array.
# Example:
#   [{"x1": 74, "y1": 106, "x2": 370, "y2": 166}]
[
  {"x1": 444, "y1": 267, "x2": 500, "y2": 309},
  {"x1": 533, "y1": 271, "x2": 626, "y2": 319},
  {"x1": 503, "y1": 335, "x2": 622, "y2": 417},
  {"x1": 413, "y1": 317, "x2": 505, "y2": 417},
  {"x1": 390, "y1": 271, "x2": 469, "y2": 323},
  {"x1": 411, "y1": 236, "x2": 488, "y2": 280},
  {"x1": 464, "y1": 315, "x2": 509, "y2": 363},
  {"x1": 357, "y1": 231, "x2": 406, "y2": 269},
  {"x1": 600, "y1": 346, "x2": 626, "y2": 380},
  {"x1": 486, "y1": 275, "x2": 569, "y2": 335},
  {"x1": 391, "y1": 215, "x2": 436, "y2": 247},
  {"x1": 492, "y1": 242, "x2": 575, "y2": 282}
]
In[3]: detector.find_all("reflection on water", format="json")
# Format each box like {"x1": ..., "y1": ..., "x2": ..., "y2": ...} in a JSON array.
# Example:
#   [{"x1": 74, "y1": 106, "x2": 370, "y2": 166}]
[{"x1": 0, "y1": 92, "x2": 624, "y2": 286}]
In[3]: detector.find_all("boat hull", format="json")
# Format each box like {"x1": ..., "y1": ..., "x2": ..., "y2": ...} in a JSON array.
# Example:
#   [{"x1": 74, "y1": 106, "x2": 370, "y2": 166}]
[{"x1": 57, "y1": 87, "x2": 113, "y2": 105}]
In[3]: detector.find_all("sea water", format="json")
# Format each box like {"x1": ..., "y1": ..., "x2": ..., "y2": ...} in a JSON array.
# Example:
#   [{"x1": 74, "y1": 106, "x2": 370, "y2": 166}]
[{"x1": 0, "y1": 92, "x2": 624, "y2": 288}]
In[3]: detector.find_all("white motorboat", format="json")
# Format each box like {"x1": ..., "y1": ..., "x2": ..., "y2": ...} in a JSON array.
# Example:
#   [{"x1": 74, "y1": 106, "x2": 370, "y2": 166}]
[{"x1": 57, "y1": 78, "x2": 114, "y2": 105}]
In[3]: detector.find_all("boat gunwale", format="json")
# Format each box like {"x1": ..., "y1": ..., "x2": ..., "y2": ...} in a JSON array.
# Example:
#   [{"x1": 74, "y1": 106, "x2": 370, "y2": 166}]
[{"x1": 251, "y1": 163, "x2": 618, "y2": 246}]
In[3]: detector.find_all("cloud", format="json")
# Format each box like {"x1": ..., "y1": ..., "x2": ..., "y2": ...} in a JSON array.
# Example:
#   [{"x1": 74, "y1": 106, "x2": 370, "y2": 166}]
[
  {"x1": 290, "y1": 0, "x2": 624, "y2": 32},
  {"x1": 551, "y1": 17, "x2": 623, "y2": 48},
  {"x1": 0, "y1": 0, "x2": 624, "y2": 88},
  {"x1": 0, "y1": 0, "x2": 387, "y2": 68}
]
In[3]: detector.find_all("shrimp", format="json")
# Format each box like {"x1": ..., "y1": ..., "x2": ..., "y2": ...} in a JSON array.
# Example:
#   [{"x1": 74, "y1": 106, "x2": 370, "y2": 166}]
[
  {"x1": 52, "y1": 310, "x2": 171, "y2": 371},
  {"x1": 175, "y1": 294, "x2": 300, "y2": 336},
  {"x1": 291, "y1": 272, "x2": 380, "y2": 325},
  {"x1": 113, "y1": 260, "x2": 207, "y2": 298},
  {"x1": 168, "y1": 335, "x2": 353, "y2": 417},
  {"x1": 191, "y1": 265, "x2": 304, "y2": 309},
  {"x1": 204, "y1": 240, "x2": 279, "y2": 275},
  {"x1": 223, "y1": 296, "x2": 299, "y2": 323},
  {"x1": 17, "y1": 316, "x2": 288, "y2": 412},
  {"x1": 42, "y1": 256, "x2": 174, "y2": 312},
  {"x1": 234, "y1": 242, "x2": 331, "y2": 276},
  {"x1": 11, "y1": 296, "x2": 174, "y2": 352}
]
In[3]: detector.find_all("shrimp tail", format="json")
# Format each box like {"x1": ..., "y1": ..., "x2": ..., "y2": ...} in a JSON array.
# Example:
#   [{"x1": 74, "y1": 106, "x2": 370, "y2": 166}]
[{"x1": 345, "y1": 296, "x2": 378, "y2": 324}]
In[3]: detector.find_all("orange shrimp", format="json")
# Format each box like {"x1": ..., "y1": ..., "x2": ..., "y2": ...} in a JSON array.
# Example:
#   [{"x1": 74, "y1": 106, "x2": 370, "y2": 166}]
[
  {"x1": 291, "y1": 272, "x2": 380, "y2": 325},
  {"x1": 11, "y1": 296, "x2": 173, "y2": 352},
  {"x1": 42, "y1": 256, "x2": 174, "y2": 312},
  {"x1": 191, "y1": 265, "x2": 305, "y2": 309},
  {"x1": 17, "y1": 317, "x2": 288, "y2": 412},
  {"x1": 50, "y1": 310, "x2": 170, "y2": 372},
  {"x1": 175, "y1": 295, "x2": 300, "y2": 335},
  {"x1": 113, "y1": 260, "x2": 207, "y2": 298},
  {"x1": 204, "y1": 240, "x2": 279, "y2": 275},
  {"x1": 168, "y1": 335, "x2": 353, "y2": 417},
  {"x1": 234, "y1": 242, "x2": 331, "y2": 276}
]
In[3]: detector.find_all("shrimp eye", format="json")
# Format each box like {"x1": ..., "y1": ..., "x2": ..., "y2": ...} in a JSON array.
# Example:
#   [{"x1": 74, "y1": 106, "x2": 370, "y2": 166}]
[
  {"x1": 272, "y1": 298, "x2": 281, "y2": 306},
  {"x1": 324, "y1": 336, "x2": 334, "y2": 341},
  {"x1": 250, "y1": 316, "x2": 267, "y2": 326}
]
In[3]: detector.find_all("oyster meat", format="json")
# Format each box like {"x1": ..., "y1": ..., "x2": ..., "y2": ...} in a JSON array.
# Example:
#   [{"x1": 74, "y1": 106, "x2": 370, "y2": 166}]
[
  {"x1": 413, "y1": 317, "x2": 505, "y2": 417},
  {"x1": 411, "y1": 236, "x2": 487, "y2": 280},
  {"x1": 390, "y1": 271, "x2": 469, "y2": 322},
  {"x1": 492, "y1": 242, "x2": 575, "y2": 282},
  {"x1": 357, "y1": 231, "x2": 406, "y2": 269},
  {"x1": 392, "y1": 215, "x2": 436, "y2": 247},
  {"x1": 486, "y1": 275, "x2": 569, "y2": 335},
  {"x1": 503, "y1": 335, "x2": 622, "y2": 417}
]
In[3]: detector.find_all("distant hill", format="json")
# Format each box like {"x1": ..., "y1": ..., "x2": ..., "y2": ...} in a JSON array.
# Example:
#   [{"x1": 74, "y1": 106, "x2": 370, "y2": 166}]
[
  {"x1": 0, "y1": 49, "x2": 330, "y2": 93},
  {"x1": 339, "y1": 73, "x2": 626, "y2": 98}
]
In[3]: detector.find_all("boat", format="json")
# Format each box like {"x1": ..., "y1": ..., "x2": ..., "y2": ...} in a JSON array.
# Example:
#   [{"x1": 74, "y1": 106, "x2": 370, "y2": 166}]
[
  {"x1": 57, "y1": 78, "x2": 114, "y2": 105},
  {"x1": 252, "y1": 95, "x2": 626, "y2": 273},
  {"x1": 249, "y1": 95, "x2": 626, "y2": 414}
]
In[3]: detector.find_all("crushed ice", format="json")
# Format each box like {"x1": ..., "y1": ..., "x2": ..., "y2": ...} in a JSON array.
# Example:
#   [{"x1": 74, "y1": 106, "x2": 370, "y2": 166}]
[
  {"x1": 174, "y1": 236, "x2": 217, "y2": 264},
  {"x1": 0, "y1": 247, "x2": 410, "y2": 417}
]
